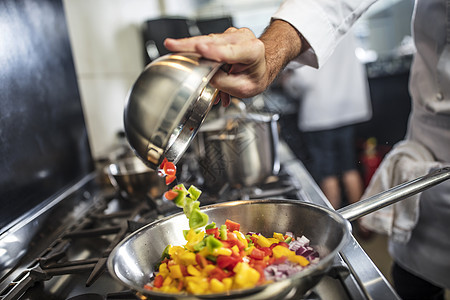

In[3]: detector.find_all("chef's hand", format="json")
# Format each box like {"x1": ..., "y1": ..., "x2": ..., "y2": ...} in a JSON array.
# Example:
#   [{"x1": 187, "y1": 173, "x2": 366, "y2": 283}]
[{"x1": 164, "y1": 20, "x2": 304, "y2": 106}]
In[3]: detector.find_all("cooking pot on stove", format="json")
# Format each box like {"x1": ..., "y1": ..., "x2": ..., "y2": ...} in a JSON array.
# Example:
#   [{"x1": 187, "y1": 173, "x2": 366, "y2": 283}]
[
  {"x1": 124, "y1": 53, "x2": 222, "y2": 170},
  {"x1": 193, "y1": 112, "x2": 280, "y2": 189},
  {"x1": 106, "y1": 156, "x2": 166, "y2": 201}
]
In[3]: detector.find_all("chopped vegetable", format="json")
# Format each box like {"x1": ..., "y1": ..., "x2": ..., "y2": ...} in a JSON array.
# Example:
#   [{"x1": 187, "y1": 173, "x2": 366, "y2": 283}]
[
  {"x1": 147, "y1": 219, "x2": 319, "y2": 294},
  {"x1": 147, "y1": 185, "x2": 320, "y2": 295},
  {"x1": 225, "y1": 219, "x2": 240, "y2": 232},
  {"x1": 158, "y1": 157, "x2": 177, "y2": 185}
]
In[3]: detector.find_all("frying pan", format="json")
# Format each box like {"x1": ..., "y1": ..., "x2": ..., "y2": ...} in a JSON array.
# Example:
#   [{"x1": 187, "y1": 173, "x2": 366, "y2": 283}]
[{"x1": 107, "y1": 167, "x2": 450, "y2": 299}]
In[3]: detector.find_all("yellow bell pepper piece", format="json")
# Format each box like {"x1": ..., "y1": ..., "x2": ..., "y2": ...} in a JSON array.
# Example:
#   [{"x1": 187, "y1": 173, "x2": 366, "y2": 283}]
[
  {"x1": 169, "y1": 264, "x2": 183, "y2": 279},
  {"x1": 273, "y1": 232, "x2": 285, "y2": 241},
  {"x1": 179, "y1": 251, "x2": 196, "y2": 266},
  {"x1": 213, "y1": 247, "x2": 232, "y2": 256},
  {"x1": 186, "y1": 277, "x2": 208, "y2": 294},
  {"x1": 253, "y1": 234, "x2": 273, "y2": 248},
  {"x1": 162, "y1": 276, "x2": 173, "y2": 286},
  {"x1": 185, "y1": 229, "x2": 205, "y2": 251},
  {"x1": 222, "y1": 278, "x2": 233, "y2": 290},
  {"x1": 233, "y1": 262, "x2": 260, "y2": 289},
  {"x1": 234, "y1": 231, "x2": 249, "y2": 248},
  {"x1": 289, "y1": 254, "x2": 310, "y2": 267},
  {"x1": 202, "y1": 264, "x2": 216, "y2": 276},
  {"x1": 245, "y1": 245, "x2": 255, "y2": 255},
  {"x1": 168, "y1": 246, "x2": 185, "y2": 257},
  {"x1": 187, "y1": 264, "x2": 201, "y2": 276},
  {"x1": 210, "y1": 278, "x2": 226, "y2": 293},
  {"x1": 159, "y1": 285, "x2": 179, "y2": 293},
  {"x1": 231, "y1": 245, "x2": 240, "y2": 256},
  {"x1": 158, "y1": 262, "x2": 169, "y2": 276},
  {"x1": 267, "y1": 238, "x2": 280, "y2": 244},
  {"x1": 272, "y1": 245, "x2": 295, "y2": 259}
]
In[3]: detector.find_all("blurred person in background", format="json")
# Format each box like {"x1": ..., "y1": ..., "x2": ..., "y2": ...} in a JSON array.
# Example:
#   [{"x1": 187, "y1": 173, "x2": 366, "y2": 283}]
[
  {"x1": 281, "y1": 31, "x2": 371, "y2": 210},
  {"x1": 164, "y1": 0, "x2": 450, "y2": 299}
]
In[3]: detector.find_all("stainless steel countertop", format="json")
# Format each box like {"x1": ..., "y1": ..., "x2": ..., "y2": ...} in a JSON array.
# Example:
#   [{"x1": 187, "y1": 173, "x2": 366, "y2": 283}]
[{"x1": 279, "y1": 141, "x2": 400, "y2": 300}]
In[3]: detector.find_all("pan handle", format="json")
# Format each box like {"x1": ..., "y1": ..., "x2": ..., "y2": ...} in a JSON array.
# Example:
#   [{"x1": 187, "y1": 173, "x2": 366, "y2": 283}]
[{"x1": 337, "y1": 167, "x2": 450, "y2": 222}]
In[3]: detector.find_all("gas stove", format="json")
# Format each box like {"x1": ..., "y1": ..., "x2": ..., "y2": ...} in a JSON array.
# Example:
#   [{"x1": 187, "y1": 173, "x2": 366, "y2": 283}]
[{"x1": 0, "y1": 143, "x2": 399, "y2": 300}]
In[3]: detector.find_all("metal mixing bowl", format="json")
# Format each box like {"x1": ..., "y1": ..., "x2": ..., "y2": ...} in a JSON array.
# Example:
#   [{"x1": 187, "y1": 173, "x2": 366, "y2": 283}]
[
  {"x1": 124, "y1": 53, "x2": 223, "y2": 170},
  {"x1": 106, "y1": 156, "x2": 166, "y2": 201}
]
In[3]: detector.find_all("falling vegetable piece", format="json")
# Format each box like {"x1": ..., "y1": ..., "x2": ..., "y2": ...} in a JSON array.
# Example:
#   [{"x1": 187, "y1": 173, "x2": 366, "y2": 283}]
[
  {"x1": 164, "y1": 190, "x2": 178, "y2": 201},
  {"x1": 158, "y1": 157, "x2": 177, "y2": 185}
]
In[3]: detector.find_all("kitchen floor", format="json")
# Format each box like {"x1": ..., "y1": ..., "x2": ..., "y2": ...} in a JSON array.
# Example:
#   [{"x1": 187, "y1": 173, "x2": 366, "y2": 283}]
[{"x1": 355, "y1": 231, "x2": 450, "y2": 300}]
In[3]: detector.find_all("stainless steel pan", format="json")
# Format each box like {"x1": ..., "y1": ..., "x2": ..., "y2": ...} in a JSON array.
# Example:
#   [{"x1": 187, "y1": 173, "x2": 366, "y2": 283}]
[{"x1": 107, "y1": 167, "x2": 450, "y2": 299}]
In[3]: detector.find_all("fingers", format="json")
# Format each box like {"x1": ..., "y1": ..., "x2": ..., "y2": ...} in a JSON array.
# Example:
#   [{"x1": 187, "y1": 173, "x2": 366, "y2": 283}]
[
  {"x1": 164, "y1": 28, "x2": 268, "y2": 99},
  {"x1": 219, "y1": 91, "x2": 231, "y2": 107},
  {"x1": 164, "y1": 28, "x2": 262, "y2": 64},
  {"x1": 213, "y1": 92, "x2": 231, "y2": 107}
]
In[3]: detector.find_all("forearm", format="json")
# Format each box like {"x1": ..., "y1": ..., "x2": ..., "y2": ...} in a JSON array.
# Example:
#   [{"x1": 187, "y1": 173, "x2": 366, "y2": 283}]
[{"x1": 259, "y1": 19, "x2": 304, "y2": 85}]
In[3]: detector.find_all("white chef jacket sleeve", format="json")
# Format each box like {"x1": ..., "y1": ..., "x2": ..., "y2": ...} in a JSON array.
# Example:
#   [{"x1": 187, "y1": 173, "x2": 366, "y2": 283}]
[{"x1": 272, "y1": 0, "x2": 377, "y2": 68}]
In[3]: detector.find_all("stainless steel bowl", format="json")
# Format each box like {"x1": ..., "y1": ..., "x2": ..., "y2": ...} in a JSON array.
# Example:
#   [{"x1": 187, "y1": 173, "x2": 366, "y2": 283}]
[
  {"x1": 106, "y1": 156, "x2": 166, "y2": 201},
  {"x1": 124, "y1": 53, "x2": 222, "y2": 170}
]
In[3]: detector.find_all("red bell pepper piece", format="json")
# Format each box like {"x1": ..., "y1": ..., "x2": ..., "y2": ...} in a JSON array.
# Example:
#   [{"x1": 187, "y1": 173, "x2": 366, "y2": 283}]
[
  {"x1": 164, "y1": 161, "x2": 176, "y2": 176},
  {"x1": 216, "y1": 255, "x2": 240, "y2": 271},
  {"x1": 195, "y1": 253, "x2": 209, "y2": 268},
  {"x1": 179, "y1": 264, "x2": 189, "y2": 276},
  {"x1": 226, "y1": 232, "x2": 237, "y2": 241},
  {"x1": 249, "y1": 236, "x2": 258, "y2": 245},
  {"x1": 225, "y1": 219, "x2": 240, "y2": 232},
  {"x1": 220, "y1": 241, "x2": 232, "y2": 248},
  {"x1": 209, "y1": 267, "x2": 229, "y2": 281},
  {"x1": 205, "y1": 227, "x2": 219, "y2": 238},
  {"x1": 165, "y1": 174, "x2": 176, "y2": 185},
  {"x1": 177, "y1": 279, "x2": 184, "y2": 291},
  {"x1": 164, "y1": 190, "x2": 179, "y2": 201},
  {"x1": 277, "y1": 242, "x2": 290, "y2": 248},
  {"x1": 159, "y1": 158, "x2": 168, "y2": 170},
  {"x1": 153, "y1": 274, "x2": 164, "y2": 288},
  {"x1": 249, "y1": 248, "x2": 265, "y2": 260},
  {"x1": 268, "y1": 256, "x2": 288, "y2": 265},
  {"x1": 260, "y1": 247, "x2": 273, "y2": 257}
]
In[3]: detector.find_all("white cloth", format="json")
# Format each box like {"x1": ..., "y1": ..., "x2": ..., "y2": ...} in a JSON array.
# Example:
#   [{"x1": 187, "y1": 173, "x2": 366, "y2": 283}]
[
  {"x1": 359, "y1": 140, "x2": 442, "y2": 243},
  {"x1": 281, "y1": 32, "x2": 371, "y2": 131}
]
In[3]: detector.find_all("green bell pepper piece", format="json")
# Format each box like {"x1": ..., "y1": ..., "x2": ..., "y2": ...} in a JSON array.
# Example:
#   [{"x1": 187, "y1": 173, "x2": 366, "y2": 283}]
[
  {"x1": 206, "y1": 255, "x2": 217, "y2": 263},
  {"x1": 205, "y1": 222, "x2": 216, "y2": 230},
  {"x1": 189, "y1": 209, "x2": 209, "y2": 229},
  {"x1": 193, "y1": 239, "x2": 206, "y2": 252},
  {"x1": 173, "y1": 189, "x2": 188, "y2": 208},
  {"x1": 183, "y1": 197, "x2": 194, "y2": 217},
  {"x1": 220, "y1": 224, "x2": 227, "y2": 240},
  {"x1": 161, "y1": 244, "x2": 171, "y2": 260},
  {"x1": 188, "y1": 185, "x2": 202, "y2": 200},
  {"x1": 205, "y1": 235, "x2": 223, "y2": 252}
]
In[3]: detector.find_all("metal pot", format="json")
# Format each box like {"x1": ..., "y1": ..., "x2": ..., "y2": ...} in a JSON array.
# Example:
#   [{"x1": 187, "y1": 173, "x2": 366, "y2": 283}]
[
  {"x1": 124, "y1": 53, "x2": 222, "y2": 170},
  {"x1": 193, "y1": 112, "x2": 280, "y2": 189},
  {"x1": 107, "y1": 167, "x2": 450, "y2": 299},
  {"x1": 106, "y1": 156, "x2": 166, "y2": 201}
]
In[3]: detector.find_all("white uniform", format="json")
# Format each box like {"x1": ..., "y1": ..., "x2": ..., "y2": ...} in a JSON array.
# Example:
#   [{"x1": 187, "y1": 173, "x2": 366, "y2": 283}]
[
  {"x1": 282, "y1": 31, "x2": 371, "y2": 132},
  {"x1": 273, "y1": 0, "x2": 450, "y2": 289}
]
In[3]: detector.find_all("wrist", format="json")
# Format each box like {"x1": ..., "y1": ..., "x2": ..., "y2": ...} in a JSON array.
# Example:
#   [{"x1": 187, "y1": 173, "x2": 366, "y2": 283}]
[{"x1": 259, "y1": 19, "x2": 303, "y2": 85}]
